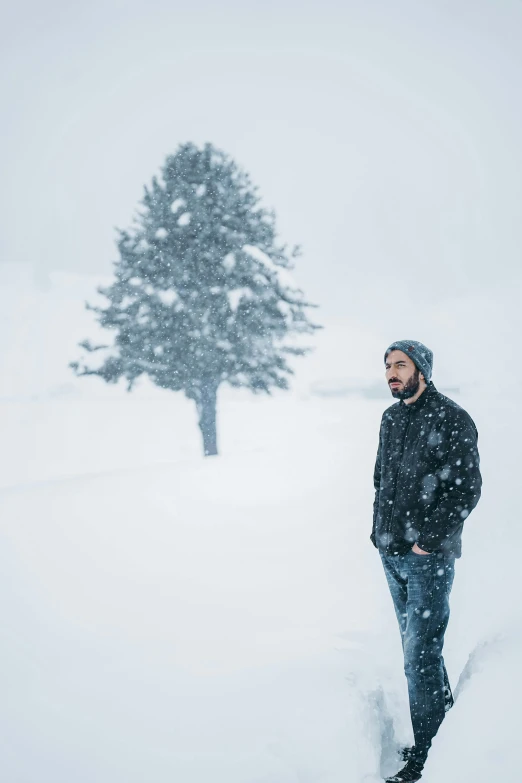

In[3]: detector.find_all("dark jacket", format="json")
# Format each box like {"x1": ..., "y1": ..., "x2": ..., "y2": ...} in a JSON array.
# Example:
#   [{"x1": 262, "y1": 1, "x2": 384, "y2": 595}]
[{"x1": 371, "y1": 382, "x2": 482, "y2": 557}]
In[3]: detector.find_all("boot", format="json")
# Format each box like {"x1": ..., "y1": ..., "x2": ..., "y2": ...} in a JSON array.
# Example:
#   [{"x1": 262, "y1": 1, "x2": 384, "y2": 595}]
[{"x1": 385, "y1": 759, "x2": 424, "y2": 782}]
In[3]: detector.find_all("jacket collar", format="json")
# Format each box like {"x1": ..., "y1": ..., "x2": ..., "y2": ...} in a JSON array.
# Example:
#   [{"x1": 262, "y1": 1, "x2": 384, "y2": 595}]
[{"x1": 400, "y1": 381, "x2": 437, "y2": 413}]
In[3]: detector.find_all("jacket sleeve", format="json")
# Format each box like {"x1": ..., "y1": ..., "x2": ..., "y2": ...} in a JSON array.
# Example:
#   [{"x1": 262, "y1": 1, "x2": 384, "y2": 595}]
[
  {"x1": 416, "y1": 411, "x2": 482, "y2": 552},
  {"x1": 371, "y1": 424, "x2": 382, "y2": 548}
]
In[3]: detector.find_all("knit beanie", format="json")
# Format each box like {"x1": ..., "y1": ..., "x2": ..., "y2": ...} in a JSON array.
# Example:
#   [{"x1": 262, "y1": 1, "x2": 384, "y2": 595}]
[{"x1": 384, "y1": 340, "x2": 434, "y2": 382}]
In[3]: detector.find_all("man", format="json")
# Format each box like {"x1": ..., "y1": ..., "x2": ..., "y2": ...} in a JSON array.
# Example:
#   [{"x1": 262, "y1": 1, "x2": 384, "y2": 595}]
[{"x1": 372, "y1": 340, "x2": 482, "y2": 782}]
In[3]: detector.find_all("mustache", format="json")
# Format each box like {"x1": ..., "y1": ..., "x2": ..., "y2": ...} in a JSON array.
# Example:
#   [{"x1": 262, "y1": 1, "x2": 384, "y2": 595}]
[{"x1": 389, "y1": 378, "x2": 402, "y2": 385}]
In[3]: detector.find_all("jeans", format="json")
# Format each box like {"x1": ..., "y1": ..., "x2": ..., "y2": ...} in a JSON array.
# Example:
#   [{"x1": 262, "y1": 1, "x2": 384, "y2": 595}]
[{"x1": 380, "y1": 549, "x2": 456, "y2": 765}]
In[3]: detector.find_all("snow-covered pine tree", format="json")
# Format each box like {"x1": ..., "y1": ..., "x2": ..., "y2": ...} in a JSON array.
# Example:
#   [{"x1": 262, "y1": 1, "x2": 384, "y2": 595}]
[{"x1": 71, "y1": 142, "x2": 320, "y2": 456}]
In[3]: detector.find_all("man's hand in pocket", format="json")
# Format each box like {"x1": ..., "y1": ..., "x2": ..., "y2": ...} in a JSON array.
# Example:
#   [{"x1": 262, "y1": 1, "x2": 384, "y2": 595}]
[{"x1": 412, "y1": 543, "x2": 431, "y2": 555}]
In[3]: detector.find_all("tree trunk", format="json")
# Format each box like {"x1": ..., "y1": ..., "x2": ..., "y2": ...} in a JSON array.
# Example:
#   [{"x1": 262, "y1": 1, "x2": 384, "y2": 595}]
[{"x1": 196, "y1": 382, "x2": 219, "y2": 457}]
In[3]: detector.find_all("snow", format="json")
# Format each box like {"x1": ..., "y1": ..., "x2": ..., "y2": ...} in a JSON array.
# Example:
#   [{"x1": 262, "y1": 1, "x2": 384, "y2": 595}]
[
  {"x1": 195, "y1": 184, "x2": 206, "y2": 197},
  {"x1": 242, "y1": 244, "x2": 301, "y2": 293},
  {"x1": 157, "y1": 289, "x2": 179, "y2": 306},
  {"x1": 0, "y1": 268, "x2": 521, "y2": 782},
  {"x1": 155, "y1": 227, "x2": 168, "y2": 239},
  {"x1": 277, "y1": 299, "x2": 292, "y2": 316},
  {"x1": 227, "y1": 286, "x2": 254, "y2": 312},
  {"x1": 1, "y1": 384, "x2": 514, "y2": 783},
  {"x1": 223, "y1": 252, "x2": 236, "y2": 271},
  {"x1": 178, "y1": 212, "x2": 191, "y2": 226},
  {"x1": 170, "y1": 198, "x2": 186, "y2": 213}
]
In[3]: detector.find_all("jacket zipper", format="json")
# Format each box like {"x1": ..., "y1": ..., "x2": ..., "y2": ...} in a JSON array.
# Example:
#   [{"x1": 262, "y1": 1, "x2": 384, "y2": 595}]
[{"x1": 387, "y1": 407, "x2": 412, "y2": 547}]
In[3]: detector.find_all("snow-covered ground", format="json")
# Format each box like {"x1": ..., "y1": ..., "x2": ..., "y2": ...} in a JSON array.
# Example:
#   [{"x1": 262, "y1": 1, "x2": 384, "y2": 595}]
[{"x1": 1, "y1": 268, "x2": 521, "y2": 782}]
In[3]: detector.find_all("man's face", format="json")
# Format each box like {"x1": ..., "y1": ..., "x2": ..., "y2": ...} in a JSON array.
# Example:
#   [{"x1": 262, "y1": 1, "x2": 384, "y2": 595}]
[{"x1": 385, "y1": 350, "x2": 423, "y2": 400}]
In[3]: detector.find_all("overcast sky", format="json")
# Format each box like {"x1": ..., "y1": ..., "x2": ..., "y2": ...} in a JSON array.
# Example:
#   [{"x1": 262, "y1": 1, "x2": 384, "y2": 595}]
[{"x1": 2, "y1": 0, "x2": 522, "y2": 317}]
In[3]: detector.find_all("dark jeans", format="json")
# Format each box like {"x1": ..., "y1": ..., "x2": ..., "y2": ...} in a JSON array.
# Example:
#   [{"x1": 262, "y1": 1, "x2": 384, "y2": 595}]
[{"x1": 380, "y1": 549, "x2": 456, "y2": 765}]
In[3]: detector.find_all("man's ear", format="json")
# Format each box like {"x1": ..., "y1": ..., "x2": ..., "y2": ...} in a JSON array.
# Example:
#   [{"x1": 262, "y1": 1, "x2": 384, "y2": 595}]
[{"x1": 420, "y1": 372, "x2": 425, "y2": 383}]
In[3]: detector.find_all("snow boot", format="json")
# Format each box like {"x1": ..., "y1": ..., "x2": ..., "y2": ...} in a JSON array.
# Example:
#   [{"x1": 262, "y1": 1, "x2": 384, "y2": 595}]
[{"x1": 385, "y1": 759, "x2": 424, "y2": 782}]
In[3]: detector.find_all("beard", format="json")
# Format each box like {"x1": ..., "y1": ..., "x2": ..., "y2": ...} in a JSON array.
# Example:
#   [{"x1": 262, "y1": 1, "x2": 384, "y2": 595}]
[{"x1": 390, "y1": 368, "x2": 421, "y2": 400}]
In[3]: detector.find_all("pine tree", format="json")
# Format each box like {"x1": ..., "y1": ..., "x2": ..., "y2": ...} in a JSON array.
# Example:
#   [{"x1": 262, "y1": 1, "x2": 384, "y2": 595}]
[{"x1": 71, "y1": 142, "x2": 320, "y2": 456}]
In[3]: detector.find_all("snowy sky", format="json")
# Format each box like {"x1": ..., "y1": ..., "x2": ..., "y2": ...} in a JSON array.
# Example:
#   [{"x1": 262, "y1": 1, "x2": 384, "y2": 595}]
[{"x1": 2, "y1": 0, "x2": 522, "y2": 316}]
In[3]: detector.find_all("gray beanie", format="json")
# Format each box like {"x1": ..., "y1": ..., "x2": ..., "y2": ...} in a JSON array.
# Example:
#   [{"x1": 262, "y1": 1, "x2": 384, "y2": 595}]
[{"x1": 384, "y1": 340, "x2": 434, "y2": 382}]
